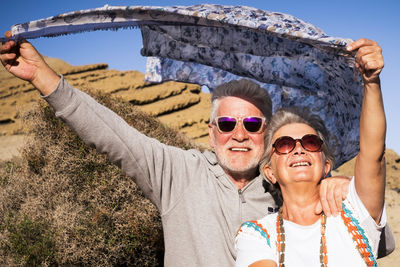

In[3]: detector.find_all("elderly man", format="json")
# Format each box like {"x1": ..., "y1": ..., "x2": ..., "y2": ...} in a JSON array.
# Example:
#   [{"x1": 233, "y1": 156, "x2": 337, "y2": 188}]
[{"x1": 0, "y1": 32, "x2": 392, "y2": 266}]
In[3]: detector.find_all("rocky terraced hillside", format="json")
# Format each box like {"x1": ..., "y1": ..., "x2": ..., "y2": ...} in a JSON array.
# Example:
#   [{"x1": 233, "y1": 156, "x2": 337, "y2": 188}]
[{"x1": 0, "y1": 56, "x2": 211, "y2": 146}]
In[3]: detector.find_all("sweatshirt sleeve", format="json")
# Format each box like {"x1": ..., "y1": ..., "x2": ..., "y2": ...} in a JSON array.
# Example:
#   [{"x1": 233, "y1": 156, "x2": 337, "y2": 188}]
[{"x1": 43, "y1": 77, "x2": 200, "y2": 214}]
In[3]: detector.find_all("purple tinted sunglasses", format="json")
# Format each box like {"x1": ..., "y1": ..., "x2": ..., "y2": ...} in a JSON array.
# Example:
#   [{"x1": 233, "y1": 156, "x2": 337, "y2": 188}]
[{"x1": 213, "y1": 116, "x2": 266, "y2": 133}]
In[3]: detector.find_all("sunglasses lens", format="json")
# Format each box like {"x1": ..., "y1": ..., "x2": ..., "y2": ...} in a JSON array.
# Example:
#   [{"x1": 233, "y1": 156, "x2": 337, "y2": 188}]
[
  {"x1": 302, "y1": 135, "x2": 323, "y2": 152},
  {"x1": 217, "y1": 117, "x2": 237, "y2": 132},
  {"x1": 274, "y1": 136, "x2": 296, "y2": 154},
  {"x1": 273, "y1": 135, "x2": 323, "y2": 155},
  {"x1": 243, "y1": 117, "x2": 263, "y2": 132}
]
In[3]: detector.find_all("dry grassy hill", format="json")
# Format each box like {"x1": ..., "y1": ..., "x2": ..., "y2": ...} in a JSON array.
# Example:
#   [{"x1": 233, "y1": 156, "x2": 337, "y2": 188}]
[{"x1": 0, "y1": 56, "x2": 398, "y2": 265}]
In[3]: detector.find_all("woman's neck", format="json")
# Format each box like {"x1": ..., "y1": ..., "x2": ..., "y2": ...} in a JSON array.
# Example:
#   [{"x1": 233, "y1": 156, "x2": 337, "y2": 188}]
[{"x1": 280, "y1": 184, "x2": 321, "y2": 225}]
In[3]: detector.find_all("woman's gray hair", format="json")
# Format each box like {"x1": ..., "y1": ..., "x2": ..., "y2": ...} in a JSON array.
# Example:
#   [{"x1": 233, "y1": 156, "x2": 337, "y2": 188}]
[
  {"x1": 259, "y1": 107, "x2": 335, "y2": 206},
  {"x1": 210, "y1": 79, "x2": 272, "y2": 122}
]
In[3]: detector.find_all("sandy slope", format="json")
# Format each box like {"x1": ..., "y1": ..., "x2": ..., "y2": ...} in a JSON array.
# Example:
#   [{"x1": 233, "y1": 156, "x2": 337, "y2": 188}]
[{"x1": 0, "y1": 135, "x2": 27, "y2": 161}]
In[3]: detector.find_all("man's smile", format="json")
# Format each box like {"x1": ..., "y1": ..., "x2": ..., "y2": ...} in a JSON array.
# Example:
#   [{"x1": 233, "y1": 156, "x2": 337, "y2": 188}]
[{"x1": 229, "y1": 147, "x2": 251, "y2": 152}]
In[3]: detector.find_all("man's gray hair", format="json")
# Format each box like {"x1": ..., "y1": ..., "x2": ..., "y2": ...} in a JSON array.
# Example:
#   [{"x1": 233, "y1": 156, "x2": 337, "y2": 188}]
[
  {"x1": 259, "y1": 107, "x2": 335, "y2": 206},
  {"x1": 210, "y1": 79, "x2": 272, "y2": 123}
]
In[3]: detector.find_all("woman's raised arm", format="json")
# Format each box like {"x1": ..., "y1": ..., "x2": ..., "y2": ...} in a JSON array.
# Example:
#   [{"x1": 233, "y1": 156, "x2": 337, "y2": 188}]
[{"x1": 347, "y1": 39, "x2": 386, "y2": 223}]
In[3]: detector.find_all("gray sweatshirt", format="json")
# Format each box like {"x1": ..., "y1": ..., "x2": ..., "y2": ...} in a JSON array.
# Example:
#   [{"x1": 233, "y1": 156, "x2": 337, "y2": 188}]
[{"x1": 44, "y1": 77, "x2": 277, "y2": 266}]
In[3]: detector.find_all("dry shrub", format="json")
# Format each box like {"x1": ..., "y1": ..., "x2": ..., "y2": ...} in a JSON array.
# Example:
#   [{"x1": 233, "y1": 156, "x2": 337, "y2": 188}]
[{"x1": 0, "y1": 89, "x2": 199, "y2": 266}]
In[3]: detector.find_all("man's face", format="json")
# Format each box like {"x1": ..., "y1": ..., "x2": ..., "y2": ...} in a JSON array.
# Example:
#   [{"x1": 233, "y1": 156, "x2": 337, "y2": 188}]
[{"x1": 209, "y1": 97, "x2": 266, "y2": 177}]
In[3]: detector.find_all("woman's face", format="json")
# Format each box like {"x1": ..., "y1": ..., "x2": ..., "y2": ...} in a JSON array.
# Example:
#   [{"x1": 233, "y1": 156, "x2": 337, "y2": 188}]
[{"x1": 264, "y1": 123, "x2": 331, "y2": 187}]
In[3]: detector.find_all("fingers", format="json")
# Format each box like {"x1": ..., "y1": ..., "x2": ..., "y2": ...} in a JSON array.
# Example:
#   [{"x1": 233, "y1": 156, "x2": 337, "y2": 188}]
[
  {"x1": 0, "y1": 39, "x2": 17, "y2": 67},
  {"x1": 340, "y1": 181, "x2": 349, "y2": 201},
  {"x1": 326, "y1": 183, "x2": 338, "y2": 216},
  {"x1": 320, "y1": 176, "x2": 350, "y2": 216},
  {"x1": 0, "y1": 39, "x2": 15, "y2": 53},
  {"x1": 1, "y1": 36, "x2": 33, "y2": 65},
  {"x1": 314, "y1": 201, "x2": 322, "y2": 215},
  {"x1": 1, "y1": 31, "x2": 14, "y2": 49},
  {"x1": 347, "y1": 38, "x2": 384, "y2": 82},
  {"x1": 347, "y1": 38, "x2": 378, "y2": 52},
  {"x1": 355, "y1": 45, "x2": 384, "y2": 70},
  {"x1": 0, "y1": 31, "x2": 16, "y2": 56},
  {"x1": 319, "y1": 177, "x2": 351, "y2": 217},
  {"x1": 333, "y1": 184, "x2": 343, "y2": 214},
  {"x1": 1, "y1": 52, "x2": 16, "y2": 61},
  {"x1": 319, "y1": 180, "x2": 332, "y2": 217}
]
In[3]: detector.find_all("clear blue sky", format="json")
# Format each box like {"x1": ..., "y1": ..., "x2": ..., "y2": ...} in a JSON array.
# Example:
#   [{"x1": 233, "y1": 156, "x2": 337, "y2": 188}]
[{"x1": 2, "y1": 0, "x2": 399, "y2": 154}]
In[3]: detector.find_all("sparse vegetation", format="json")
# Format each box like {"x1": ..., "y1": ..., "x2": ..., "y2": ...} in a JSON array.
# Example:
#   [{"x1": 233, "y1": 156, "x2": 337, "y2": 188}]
[
  {"x1": 3, "y1": 214, "x2": 56, "y2": 266},
  {"x1": 0, "y1": 89, "x2": 199, "y2": 266}
]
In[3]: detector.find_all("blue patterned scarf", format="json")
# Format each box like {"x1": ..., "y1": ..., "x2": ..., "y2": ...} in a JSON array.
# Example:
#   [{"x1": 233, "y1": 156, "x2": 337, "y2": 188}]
[{"x1": 0, "y1": 4, "x2": 363, "y2": 168}]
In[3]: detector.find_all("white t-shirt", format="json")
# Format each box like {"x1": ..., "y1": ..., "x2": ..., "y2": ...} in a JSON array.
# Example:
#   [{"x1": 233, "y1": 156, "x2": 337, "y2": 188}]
[{"x1": 235, "y1": 179, "x2": 386, "y2": 267}]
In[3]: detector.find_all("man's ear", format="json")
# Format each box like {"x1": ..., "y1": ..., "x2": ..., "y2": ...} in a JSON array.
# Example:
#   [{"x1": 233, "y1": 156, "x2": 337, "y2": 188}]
[
  {"x1": 264, "y1": 164, "x2": 277, "y2": 184},
  {"x1": 208, "y1": 124, "x2": 215, "y2": 149}
]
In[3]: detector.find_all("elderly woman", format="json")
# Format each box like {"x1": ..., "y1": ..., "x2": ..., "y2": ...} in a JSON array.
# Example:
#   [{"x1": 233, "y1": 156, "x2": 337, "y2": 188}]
[{"x1": 235, "y1": 39, "x2": 387, "y2": 267}]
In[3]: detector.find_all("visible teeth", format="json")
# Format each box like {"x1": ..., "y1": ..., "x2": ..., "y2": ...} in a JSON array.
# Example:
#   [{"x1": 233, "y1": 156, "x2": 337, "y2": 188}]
[
  {"x1": 291, "y1": 162, "x2": 310, "y2": 167},
  {"x1": 231, "y1": 148, "x2": 249, "y2": 152}
]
